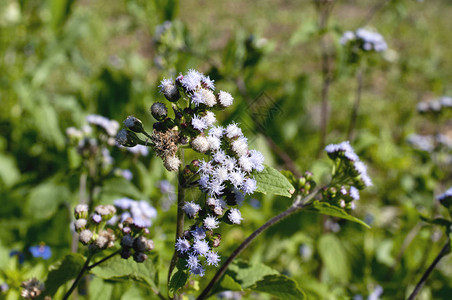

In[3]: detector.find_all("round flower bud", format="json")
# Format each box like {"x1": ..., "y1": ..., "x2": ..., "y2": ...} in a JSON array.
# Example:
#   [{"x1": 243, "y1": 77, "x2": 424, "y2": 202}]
[
  {"x1": 121, "y1": 235, "x2": 134, "y2": 249},
  {"x1": 133, "y1": 252, "x2": 148, "y2": 263},
  {"x1": 150, "y1": 102, "x2": 168, "y2": 121},
  {"x1": 217, "y1": 91, "x2": 234, "y2": 107},
  {"x1": 200, "y1": 89, "x2": 217, "y2": 107},
  {"x1": 124, "y1": 116, "x2": 145, "y2": 133},
  {"x1": 160, "y1": 79, "x2": 181, "y2": 102},
  {"x1": 74, "y1": 204, "x2": 88, "y2": 219},
  {"x1": 191, "y1": 136, "x2": 210, "y2": 153},
  {"x1": 74, "y1": 219, "x2": 87, "y2": 232},
  {"x1": 133, "y1": 236, "x2": 148, "y2": 252},
  {"x1": 164, "y1": 156, "x2": 181, "y2": 172},
  {"x1": 79, "y1": 229, "x2": 93, "y2": 245},
  {"x1": 145, "y1": 239, "x2": 154, "y2": 251},
  {"x1": 120, "y1": 248, "x2": 132, "y2": 259},
  {"x1": 116, "y1": 129, "x2": 140, "y2": 147},
  {"x1": 212, "y1": 233, "x2": 222, "y2": 248}
]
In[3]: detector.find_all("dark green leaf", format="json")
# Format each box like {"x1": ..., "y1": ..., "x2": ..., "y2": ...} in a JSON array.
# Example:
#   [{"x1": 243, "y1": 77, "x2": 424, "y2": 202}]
[
  {"x1": 210, "y1": 274, "x2": 242, "y2": 297},
  {"x1": 251, "y1": 274, "x2": 306, "y2": 300},
  {"x1": 304, "y1": 201, "x2": 370, "y2": 228},
  {"x1": 252, "y1": 165, "x2": 295, "y2": 198},
  {"x1": 44, "y1": 253, "x2": 85, "y2": 296},
  {"x1": 168, "y1": 268, "x2": 188, "y2": 296},
  {"x1": 90, "y1": 254, "x2": 158, "y2": 290}
]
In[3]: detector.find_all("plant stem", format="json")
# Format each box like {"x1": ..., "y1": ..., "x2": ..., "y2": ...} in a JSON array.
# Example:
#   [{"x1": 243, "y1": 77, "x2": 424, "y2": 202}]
[
  {"x1": 407, "y1": 238, "x2": 450, "y2": 300},
  {"x1": 196, "y1": 191, "x2": 318, "y2": 300},
  {"x1": 87, "y1": 250, "x2": 120, "y2": 270},
  {"x1": 168, "y1": 149, "x2": 186, "y2": 284},
  {"x1": 63, "y1": 253, "x2": 93, "y2": 300},
  {"x1": 346, "y1": 66, "x2": 364, "y2": 142},
  {"x1": 315, "y1": 0, "x2": 336, "y2": 157}
]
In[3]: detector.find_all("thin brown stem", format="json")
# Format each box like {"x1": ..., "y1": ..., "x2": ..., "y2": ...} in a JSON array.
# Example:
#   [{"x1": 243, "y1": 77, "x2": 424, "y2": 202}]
[
  {"x1": 346, "y1": 67, "x2": 364, "y2": 141},
  {"x1": 407, "y1": 238, "x2": 450, "y2": 300},
  {"x1": 168, "y1": 149, "x2": 186, "y2": 284},
  {"x1": 315, "y1": 0, "x2": 336, "y2": 157},
  {"x1": 87, "y1": 250, "x2": 121, "y2": 270},
  {"x1": 63, "y1": 253, "x2": 93, "y2": 300}
]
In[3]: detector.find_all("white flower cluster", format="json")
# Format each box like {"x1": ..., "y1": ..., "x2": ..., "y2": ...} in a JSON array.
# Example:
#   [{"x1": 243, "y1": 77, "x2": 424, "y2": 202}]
[
  {"x1": 340, "y1": 28, "x2": 387, "y2": 52},
  {"x1": 325, "y1": 141, "x2": 372, "y2": 204},
  {"x1": 112, "y1": 198, "x2": 158, "y2": 228},
  {"x1": 417, "y1": 96, "x2": 452, "y2": 114},
  {"x1": 86, "y1": 114, "x2": 120, "y2": 137},
  {"x1": 407, "y1": 134, "x2": 435, "y2": 152},
  {"x1": 198, "y1": 123, "x2": 263, "y2": 197}
]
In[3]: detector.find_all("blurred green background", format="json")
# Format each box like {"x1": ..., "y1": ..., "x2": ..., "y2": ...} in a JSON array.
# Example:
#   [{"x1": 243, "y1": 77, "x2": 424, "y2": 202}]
[{"x1": 2, "y1": 0, "x2": 452, "y2": 299}]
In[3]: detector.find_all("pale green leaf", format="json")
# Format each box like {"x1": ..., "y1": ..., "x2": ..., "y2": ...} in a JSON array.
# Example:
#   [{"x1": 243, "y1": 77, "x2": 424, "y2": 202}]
[
  {"x1": 252, "y1": 165, "x2": 295, "y2": 198},
  {"x1": 251, "y1": 274, "x2": 306, "y2": 299},
  {"x1": 304, "y1": 201, "x2": 370, "y2": 228},
  {"x1": 44, "y1": 253, "x2": 85, "y2": 296}
]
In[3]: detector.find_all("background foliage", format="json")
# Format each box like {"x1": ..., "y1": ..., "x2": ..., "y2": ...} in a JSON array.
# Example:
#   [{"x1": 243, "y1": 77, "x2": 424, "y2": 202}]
[{"x1": 1, "y1": 0, "x2": 452, "y2": 299}]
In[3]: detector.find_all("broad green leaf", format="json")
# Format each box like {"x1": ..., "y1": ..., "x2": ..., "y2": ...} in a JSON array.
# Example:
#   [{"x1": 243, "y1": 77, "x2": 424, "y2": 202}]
[
  {"x1": 251, "y1": 274, "x2": 306, "y2": 300},
  {"x1": 252, "y1": 165, "x2": 295, "y2": 198},
  {"x1": 89, "y1": 277, "x2": 114, "y2": 300},
  {"x1": 102, "y1": 177, "x2": 145, "y2": 200},
  {"x1": 304, "y1": 201, "x2": 370, "y2": 228},
  {"x1": 168, "y1": 268, "x2": 189, "y2": 296},
  {"x1": 0, "y1": 154, "x2": 20, "y2": 187},
  {"x1": 225, "y1": 260, "x2": 278, "y2": 288},
  {"x1": 211, "y1": 274, "x2": 242, "y2": 297},
  {"x1": 44, "y1": 253, "x2": 85, "y2": 296},
  {"x1": 90, "y1": 254, "x2": 158, "y2": 290},
  {"x1": 25, "y1": 181, "x2": 70, "y2": 220},
  {"x1": 318, "y1": 234, "x2": 351, "y2": 283},
  {"x1": 49, "y1": 0, "x2": 75, "y2": 29}
]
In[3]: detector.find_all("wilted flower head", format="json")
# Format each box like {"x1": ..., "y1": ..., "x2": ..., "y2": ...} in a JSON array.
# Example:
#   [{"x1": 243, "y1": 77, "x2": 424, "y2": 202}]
[{"x1": 20, "y1": 278, "x2": 44, "y2": 299}]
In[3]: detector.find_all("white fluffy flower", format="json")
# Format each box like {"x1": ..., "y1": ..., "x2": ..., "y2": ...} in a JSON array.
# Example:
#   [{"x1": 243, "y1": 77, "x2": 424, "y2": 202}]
[
  {"x1": 213, "y1": 150, "x2": 227, "y2": 163},
  {"x1": 226, "y1": 123, "x2": 243, "y2": 139},
  {"x1": 229, "y1": 170, "x2": 245, "y2": 188},
  {"x1": 192, "y1": 115, "x2": 208, "y2": 131},
  {"x1": 232, "y1": 137, "x2": 248, "y2": 157},
  {"x1": 242, "y1": 177, "x2": 257, "y2": 194},
  {"x1": 203, "y1": 215, "x2": 219, "y2": 230},
  {"x1": 175, "y1": 237, "x2": 191, "y2": 253},
  {"x1": 202, "y1": 75, "x2": 215, "y2": 90},
  {"x1": 207, "y1": 179, "x2": 225, "y2": 196},
  {"x1": 350, "y1": 186, "x2": 360, "y2": 200},
  {"x1": 207, "y1": 136, "x2": 221, "y2": 151},
  {"x1": 202, "y1": 111, "x2": 216, "y2": 127},
  {"x1": 183, "y1": 201, "x2": 201, "y2": 218},
  {"x1": 223, "y1": 156, "x2": 237, "y2": 171},
  {"x1": 193, "y1": 239, "x2": 210, "y2": 256},
  {"x1": 192, "y1": 136, "x2": 210, "y2": 153},
  {"x1": 214, "y1": 165, "x2": 229, "y2": 183},
  {"x1": 164, "y1": 156, "x2": 181, "y2": 172},
  {"x1": 205, "y1": 251, "x2": 220, "y2": 266},
  {"x1": 228, "y1": 208, "x2": 243, "y2": 224},
  {"x1": 191, "y1": 91, "x2": 205, "y2": 106},
  {"x1": 238, "y1": 156, "x2": 253, "y2": 172},
  {"x1": 186, "y1": 254, "x2": 200, "y2": 269},
  {"x1": 79, "y1": 229, "x2": 93, "y2": 244},
  {"x1": 218, "y1": 91, "x2": 234, "y2": 107},
  {"x1": 249, "y1": 150, "x2": 265, "y2": 171},
  {"x1": 181, "y1": 69, "x2": 202, "y2": 92},
  {"x1": 191, "y1": 226, "x2": 206, "y2": 240},
  {"x1": 209, "y1": 126, "x2": 224, "y2": 138}
]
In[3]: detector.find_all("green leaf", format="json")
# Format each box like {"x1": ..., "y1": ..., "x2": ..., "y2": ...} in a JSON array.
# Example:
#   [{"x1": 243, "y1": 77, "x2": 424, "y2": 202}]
[
  {"x1": 90, "y1": 254, "x2": 158, "y2": 290},
  {"x1": 225, "y1": 260, "x2": 279, "y2": 288},
  {"x1": 25, "y1": 181, "x2": 70, "y2": 220},
  {"x1": 211, "y1": 274, "x2": 242, "y2": 296},
  {"x1": 318, "y1": 234, "x2": 351, "y2": 283},
  {"x1": 168, "y1": 269, "x2": 189, "y2": 296},
  {"x1": 252, "y1": 165, "x2": 295, "y2": 198},
  {"x1": 251, "y1": 274, "x2": 306, "y2": 300},
  {"x1": 49, "y1": 0, "x2": 75, "y2": 29},
  {"x1": 102, "y1": 177, "x2": 145, "y2": 200},
  {"x1": 420, "y1": 215, "x2": 452, "y2": 229},
  {"x1": 89, "y1": 277, "x2": 114, "y2": 300},
  {"x1": 304, "y1": 201, "x2": 370, "y2": 228},
  {"x1": 44, "y1": 253, "x2": 85, "y2": 296}
]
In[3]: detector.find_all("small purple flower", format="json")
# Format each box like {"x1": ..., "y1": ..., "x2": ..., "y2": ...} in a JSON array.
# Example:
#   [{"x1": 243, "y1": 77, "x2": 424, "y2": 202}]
[{"x1": 29, "y1": 244, "x2": 52, "y2": 260}]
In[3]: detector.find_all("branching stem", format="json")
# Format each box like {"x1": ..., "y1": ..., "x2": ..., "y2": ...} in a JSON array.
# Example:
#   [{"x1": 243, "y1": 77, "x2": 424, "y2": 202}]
[
  {"x1": 407, "y1": 238, "x2": 450, "y2": 300},
  {"x1": 196, "y1": 190, "x2": 319, "y2": 300}
]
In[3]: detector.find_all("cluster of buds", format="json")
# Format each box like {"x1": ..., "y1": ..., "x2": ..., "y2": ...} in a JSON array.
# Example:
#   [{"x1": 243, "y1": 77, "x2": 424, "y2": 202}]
[
  {"x1": 20, "y1": 278, "x2": 44, "y2": 299},
  {"x1": 417, "y1": 96, "x2": 452, "y2": 115},
  {"x1": 66, "y1": 114, "x2": 142, "y2": 181},
  {"x1": 74, "y1": 200, "x2": 155, "y2": 263},
  {"x1": 324, "y1": 141, "x2": 372, "y2": 210},
  {"x1": 283, "y1": 170, "x2": 317, "y2": 197},
  {"x1": 340, "y1": 28, "x2": 387, "y2": 53}
]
